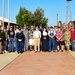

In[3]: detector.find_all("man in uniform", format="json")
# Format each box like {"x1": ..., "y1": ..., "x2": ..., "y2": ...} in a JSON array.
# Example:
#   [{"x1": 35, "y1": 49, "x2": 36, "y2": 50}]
[{"x1": 64, "y1": 26, "x2": 71, "y2": 50}]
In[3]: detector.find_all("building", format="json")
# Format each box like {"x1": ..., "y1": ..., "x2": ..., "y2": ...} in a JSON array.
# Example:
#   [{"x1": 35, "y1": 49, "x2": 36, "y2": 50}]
[{"x1": 0, "y1": 17, "x2": 19, "y2": 28}]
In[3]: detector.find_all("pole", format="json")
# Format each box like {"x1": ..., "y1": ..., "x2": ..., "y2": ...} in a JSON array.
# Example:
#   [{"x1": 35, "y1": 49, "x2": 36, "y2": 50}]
[
  {"x1": 66, "y1": 1, "x2": 69, "y2": 24},
  {"x1": 8, "y1": 0, "x2": 10, "y2": 26},
  {"x1": 2, "y1": 0, "x2": 4, "y2": 28},
  {"x1": 56, "y1": 11, "x2": 58, "y2": 25}
]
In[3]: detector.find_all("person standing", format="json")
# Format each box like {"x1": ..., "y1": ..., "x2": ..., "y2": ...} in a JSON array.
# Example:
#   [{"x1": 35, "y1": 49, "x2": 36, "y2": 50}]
[
  {"x1": 33, "y1": 26, "x2": 41, "y2": 52},
  {"x1": 70, "y1": 25, "x2": 75, "y2": 51},
  {"x1": 16, "y1": 28, "x2": 25, "y2": 53},
  {"x1": 8, "y1": 26, "x2": 15, "y2": 52},
  {"x1": 39, "y1": 24, "x2": 43, "y2": 36},
  {"x1": 15, "y1": 26, "x2": 19, "y2": 51},
  {"x1": 22, "y1": 25, "x2": 29, "y2": 51},
  {"x1": 56, "y1": 26, "x2": 64, "y2": 52},
  {"x1": 1, "y1": 27, "x2": 6, "y2": 53},
  {"x1": 41, "y1": 28, "x2": 48, "y2": 51},
  {"x1": 39, "y1": 25, "x2": 43, "y2": 50},
  {"x1": 48, "y1": 26, "x2": 56, "y2": 52},
  {"x1": 28, "y1": 25, "x2": 35, "y2": 50},
  {"x1": 64, "y1": 26, "x2": 70, "y2": 50},
  {"x1": 0, "y1": 26, "x2": 3, "y2": 54}
]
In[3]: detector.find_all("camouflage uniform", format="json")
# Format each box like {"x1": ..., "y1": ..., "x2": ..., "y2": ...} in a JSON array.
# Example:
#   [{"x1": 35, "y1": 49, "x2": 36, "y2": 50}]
[{"x1": 64, "y1": 29, "x2": 70, "y2": 50}]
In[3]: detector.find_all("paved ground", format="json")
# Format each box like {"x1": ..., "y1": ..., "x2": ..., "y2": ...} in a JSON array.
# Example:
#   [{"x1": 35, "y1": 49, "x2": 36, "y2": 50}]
[
  {"x1": 0, "y1": 50, "x2": 75, "y2": 75},
  {"x1": 0, "y1": 52, "x2": 20, "y2": 71},
  {"x1": 69, "y1": 50, "x2": 75, "y2": 58}
]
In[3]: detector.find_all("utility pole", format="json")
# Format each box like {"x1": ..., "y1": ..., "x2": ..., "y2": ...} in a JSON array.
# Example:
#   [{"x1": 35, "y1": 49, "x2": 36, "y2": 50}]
[
  {"x1": 8, "y1": 0, "x2": 10, "y2": 26},
  {"x1": 2, "y1": 0, "x2": 4, "y2": 28},
  {"x1": 66, "y1": 0, "x2": 72, "y2": 24},
  {"x1": 56, "y1": 11, "x2": 58, "y2": 25}
]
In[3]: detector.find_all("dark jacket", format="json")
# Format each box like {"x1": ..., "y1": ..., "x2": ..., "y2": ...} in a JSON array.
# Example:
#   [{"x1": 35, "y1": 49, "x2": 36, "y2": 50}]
[
  {"x1": 0, "y1": 30, "x2": 6, "y2": 42},
  {"x1": 16, "y1": 32, "x2": 25, "y2": 42}
]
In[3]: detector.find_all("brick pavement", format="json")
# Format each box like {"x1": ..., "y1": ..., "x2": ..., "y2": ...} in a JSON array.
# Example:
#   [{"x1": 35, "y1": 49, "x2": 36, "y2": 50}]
[{"x1": 0, "y1": 51, "x2": 75, "y2": 75}]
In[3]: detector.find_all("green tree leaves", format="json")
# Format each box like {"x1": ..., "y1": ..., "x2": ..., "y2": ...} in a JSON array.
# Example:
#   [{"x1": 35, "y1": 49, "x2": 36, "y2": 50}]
[{"x1": 16, "y1": 7, "x2": 48, "y2": 28}]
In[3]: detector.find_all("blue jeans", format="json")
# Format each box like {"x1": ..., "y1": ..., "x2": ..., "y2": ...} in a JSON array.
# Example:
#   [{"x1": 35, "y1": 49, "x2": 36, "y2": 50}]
[
  {"x1": 49, "y1": 38, "x2": 56, "y2": 51},
  {"x1": 71, "y1": 40, "x2": 75, "y2": 51},
  {"x1": 17, "y1": 41, "x2": 22, "y2": 53},
  {"x1": 9, "y1": 37, "x2": 14, "y2": 52}
]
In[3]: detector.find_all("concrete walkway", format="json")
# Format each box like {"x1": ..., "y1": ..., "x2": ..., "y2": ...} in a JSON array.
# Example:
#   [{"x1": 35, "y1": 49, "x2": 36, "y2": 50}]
[
  {"x1": 0, "y1": 52, "x2": 20, "y2": 71},
  {"x1": 69, "y1": 50, "x2": 75, "y2": 58},
  {"x1": 0, "y1": 50, "x2": 75, "y2": 75}
]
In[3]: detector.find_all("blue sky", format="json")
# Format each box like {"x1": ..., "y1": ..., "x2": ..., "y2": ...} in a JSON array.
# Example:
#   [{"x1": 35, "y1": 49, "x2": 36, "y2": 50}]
[{"x1": 0, "y1": 0, "x2": 75, "y2": 26}]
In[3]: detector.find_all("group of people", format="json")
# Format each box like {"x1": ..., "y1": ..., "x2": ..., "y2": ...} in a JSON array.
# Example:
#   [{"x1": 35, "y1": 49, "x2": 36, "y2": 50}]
[{"x1": 0, "y1": 21, "x2": 75, "y2": 54}]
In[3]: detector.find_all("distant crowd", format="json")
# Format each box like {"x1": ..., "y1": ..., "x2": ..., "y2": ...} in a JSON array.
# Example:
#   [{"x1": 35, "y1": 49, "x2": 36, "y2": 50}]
[{"x1": 0, "y1": 21, "x2": 75, "y2": 54}]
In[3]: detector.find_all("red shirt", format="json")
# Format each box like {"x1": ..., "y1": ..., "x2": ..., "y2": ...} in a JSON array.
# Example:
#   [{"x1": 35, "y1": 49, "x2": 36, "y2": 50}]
[
  {"x1": 56, "y1": 30, "x2": 64, "y2": 41},
  {"x1": 70, "y1": 28, "x2": 75, "y2": 40}
]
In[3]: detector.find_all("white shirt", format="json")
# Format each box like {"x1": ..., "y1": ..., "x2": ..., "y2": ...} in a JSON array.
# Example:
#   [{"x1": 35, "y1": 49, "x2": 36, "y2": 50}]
[
  {"x1": 48, "y1": 29, "x2": 56, "y2": 35},
  {"x1": 33, "y1": 30, "x2": 41, "y2": 38},
  {"x1": 15, "y1": 29, "x2": 19, "y2": 35},
  {"x1": 43, "y1": 31, "x2": 47, "y2": 36}
]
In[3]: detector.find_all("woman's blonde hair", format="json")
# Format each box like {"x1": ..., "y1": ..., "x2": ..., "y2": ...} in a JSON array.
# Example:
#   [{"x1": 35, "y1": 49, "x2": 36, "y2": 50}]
[{"x1": 68, "y1": 21, "x2": 74, "y2": 30}]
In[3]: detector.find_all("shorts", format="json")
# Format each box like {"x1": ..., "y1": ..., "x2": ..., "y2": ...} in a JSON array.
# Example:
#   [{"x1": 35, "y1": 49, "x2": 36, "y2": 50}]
[
  {"x1": 57, "y1": 41, "x2": 64, "y2": 46},
  {"x1": 29, "y1": 39, "x2": 34, "y2": 45}
]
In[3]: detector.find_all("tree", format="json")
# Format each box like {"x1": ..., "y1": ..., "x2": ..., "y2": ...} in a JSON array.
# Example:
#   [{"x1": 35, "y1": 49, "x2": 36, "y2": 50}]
[
  {"x1": 34, "y1": 8, "x2": 48, "y2": 27},
  {"x1": 16, "y1": 7, "x2": 29, "y2": 27},
  {"x1": 16, "y1": 7, "x2": 48, "y2": 28}
]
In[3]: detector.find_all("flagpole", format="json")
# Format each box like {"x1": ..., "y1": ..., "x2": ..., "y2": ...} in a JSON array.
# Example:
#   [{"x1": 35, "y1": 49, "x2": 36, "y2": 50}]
[
  {"x1": 2, "y1": 0, "x2": 4, "y2": 28},
  {"x1": 8, "y1": 0, "x2": 10, "y2": 27}
]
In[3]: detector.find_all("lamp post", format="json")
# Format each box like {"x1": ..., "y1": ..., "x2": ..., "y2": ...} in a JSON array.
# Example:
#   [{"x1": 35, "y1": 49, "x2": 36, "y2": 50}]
[
  {"x1": 8, "y1": 0, "x2": 10, "y2": 26},
  {"x1": 56, "y1": 11, "x2": 58, "y2": 25},
  {"x1": 2, "y1": 0, "x2": 4, "y2": 28}
]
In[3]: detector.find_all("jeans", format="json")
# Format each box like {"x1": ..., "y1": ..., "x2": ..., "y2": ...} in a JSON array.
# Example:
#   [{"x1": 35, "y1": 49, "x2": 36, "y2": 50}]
[
  {"x1": 49, "y1": 38, "x2": 56, "y2": 51},
  {"x1": 9, "y1": 37, "x2": 14, "y2": 52},
  {"x1": 17, "y1": 41, "x2": 22, "y2": 53},
  {"x1": 71, "y1": 40, "x2": 75, "y2": 51}
]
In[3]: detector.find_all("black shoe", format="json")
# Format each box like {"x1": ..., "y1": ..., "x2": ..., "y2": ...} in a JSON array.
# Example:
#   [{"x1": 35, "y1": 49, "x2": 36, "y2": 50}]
[
  {"x1": 57, "y1": 50, "x2": 59, "y2": 52},
  {"x1": 17, "y1": 52, "x2": 19, "y2": 54},
  {"x1": 53, "y1": 50, "x2": 56, "y2": 52},
  {"x1": 61, "y1": 50, "x2": 63, "y2": 52},
  {"x1": 48, "y1": 50, "x2": 51, "y2": 52},
  {"x1": 0, "y1": 52, "x2": 3, "y2": 54},
  {"x1": 9, "y1": 51, "x2": 11, "y2": 53}
]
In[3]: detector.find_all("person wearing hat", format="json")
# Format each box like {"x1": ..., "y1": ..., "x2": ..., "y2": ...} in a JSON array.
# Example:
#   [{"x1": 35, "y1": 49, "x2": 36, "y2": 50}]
[
  {"x1": 16, "y1": 28, "x2": 25, "y2": 53},
  {"x1": 7, "y1": 26, "x2": 15, "y2": 52}
]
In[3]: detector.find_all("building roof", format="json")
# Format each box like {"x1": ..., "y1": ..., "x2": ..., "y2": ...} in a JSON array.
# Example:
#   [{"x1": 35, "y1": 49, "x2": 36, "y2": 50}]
[
  {"x1": 0, "y1": 17, "x2": 16, "y2": 24},
  {"x1": 0, "y1": 17, "x2": 12, "y2": 23}
]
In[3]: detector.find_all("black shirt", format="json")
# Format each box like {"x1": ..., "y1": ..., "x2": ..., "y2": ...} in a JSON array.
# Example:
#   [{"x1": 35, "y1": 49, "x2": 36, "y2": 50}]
[{"x1": 8, "y1": 30, "x2": 15, "y2": 37}]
